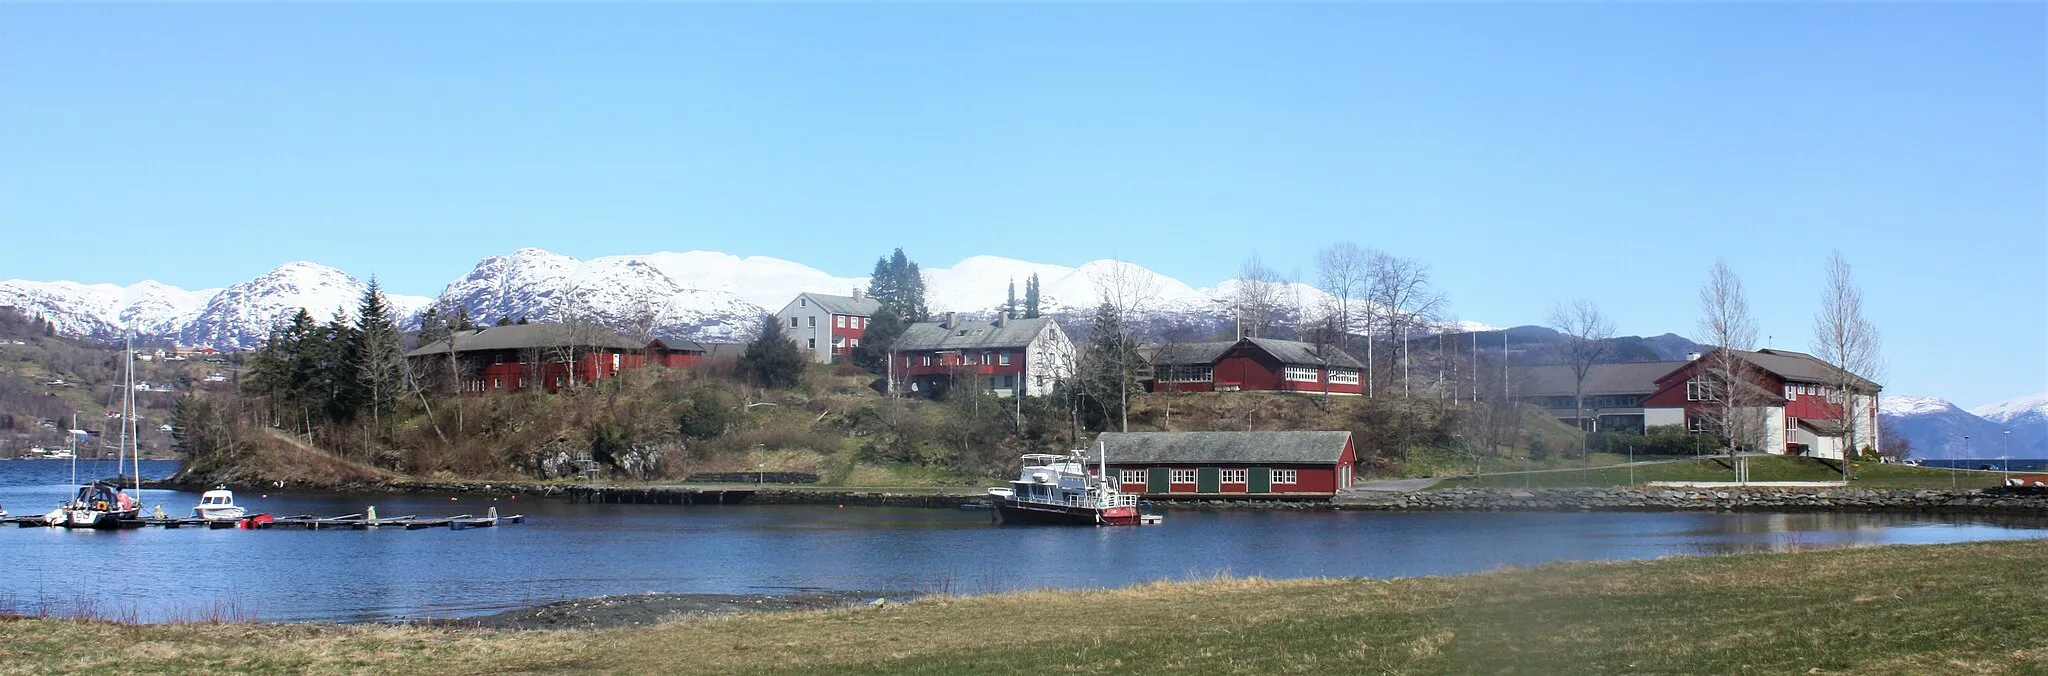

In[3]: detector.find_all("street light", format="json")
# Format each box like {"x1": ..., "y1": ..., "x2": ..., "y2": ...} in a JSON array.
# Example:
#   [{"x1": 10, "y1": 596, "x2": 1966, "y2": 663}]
[{"x1": 2005, "y1": 430, "x2": 2013, "y2": 486}]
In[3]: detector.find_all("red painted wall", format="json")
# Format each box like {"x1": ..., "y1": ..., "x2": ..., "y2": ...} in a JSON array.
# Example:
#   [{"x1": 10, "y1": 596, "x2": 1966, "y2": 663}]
[{"x1": 1111, "y1": 463, "x2": 1345, "y2": 497}]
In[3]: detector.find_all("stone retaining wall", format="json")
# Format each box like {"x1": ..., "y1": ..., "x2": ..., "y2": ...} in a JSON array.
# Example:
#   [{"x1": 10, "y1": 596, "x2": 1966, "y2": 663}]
[{"x1": 1332, "y1": 487, "x2": 2048, "y2": 514}]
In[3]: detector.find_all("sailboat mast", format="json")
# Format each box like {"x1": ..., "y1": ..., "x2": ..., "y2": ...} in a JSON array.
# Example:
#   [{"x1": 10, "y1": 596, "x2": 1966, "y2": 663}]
[{"x1": 129, "y1": 340, "x2": 140, "y2": 499}]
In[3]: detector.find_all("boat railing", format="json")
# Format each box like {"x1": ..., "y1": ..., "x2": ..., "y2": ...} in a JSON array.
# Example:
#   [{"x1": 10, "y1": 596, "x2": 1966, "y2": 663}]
[{"x1": 1009, "y1": 490, "x2": 1138, "y2": 510}]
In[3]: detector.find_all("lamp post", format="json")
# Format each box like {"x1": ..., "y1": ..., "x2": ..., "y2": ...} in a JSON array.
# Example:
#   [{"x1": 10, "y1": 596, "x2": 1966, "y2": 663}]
[
  {"x1": 2005, "y1": 430, "x2": 2013, "y2": 486},
  {"x1": 1958, "y1": 435, "x2": 1969, "y2": 487}
]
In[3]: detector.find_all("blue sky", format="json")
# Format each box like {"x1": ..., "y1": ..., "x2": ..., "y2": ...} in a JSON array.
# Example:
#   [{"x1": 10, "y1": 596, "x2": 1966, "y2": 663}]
[{"x1": 1, "y1": 3, "x2": 2042, "y2": 408}]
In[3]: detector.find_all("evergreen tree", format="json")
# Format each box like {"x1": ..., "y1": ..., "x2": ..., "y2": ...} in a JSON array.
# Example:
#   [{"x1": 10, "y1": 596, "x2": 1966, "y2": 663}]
[
  {"x1": 314, "y1": 312, "x2": 365, "y2": 426},
  {"x1": 496, "y1": 316, "x2": 514, "y2": 327},
  {"x1": 867, "y1": 256, "x2": 898, "y2": 313},
  {"x1": 1080, "y1": 302, "x2": 1144, "y2": 431},
  {"x1": 1004, "y1": 279, "x2": 1018, "y2": 318},
  {"x1": 865, "y1": 248, "x2": 929, "y2": 322},
  {"x1": 417, "y1": 307, "x2": 449, "y2": 347},
  {"x1": 851, "y1": 305, "x2": 907, "y2": 373},
  {"x1": 1024, "y1": 273, "x2": 1042, "y2": 319},
  {"x1": 352, "y1": 278, "x2": 405, "y2": 440},
  {"x1": 740, "y1": 315, "x2": 807, "y2": 389},
  {"x1": 451, "y1": 308, "x2": 476, "y2": 332}
]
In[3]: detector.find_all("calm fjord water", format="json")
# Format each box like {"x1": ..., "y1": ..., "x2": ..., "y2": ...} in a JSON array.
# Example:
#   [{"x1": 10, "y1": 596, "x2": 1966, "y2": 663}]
[{"x1": 2, "y1": 460, "x2": 2044, "y2": 623}]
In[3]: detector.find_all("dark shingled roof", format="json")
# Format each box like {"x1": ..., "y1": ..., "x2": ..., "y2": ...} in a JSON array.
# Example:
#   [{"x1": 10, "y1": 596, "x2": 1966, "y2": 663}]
[
  {"x1": 405, "y1": 323, "x2": 691, "y2": 358},
  {"x1": 799, "y1": 293, "x2": 883, "y2": 318},
  {"x1": 1088, "y1": 431, "x2": 1354, "y2": 465},
  {"x1": 1509, "y1": 361, "x2": 1690, "y2": 398},
  {"x1": 891, "y1": 317, "x2": 1061, "y2": 352},
  {"x1": 1739, "y1": 349, "x2": 1879, "y2": 391},
  {"x1": 1144, "y1": 338, "x2": 1363, "y2": 369}
]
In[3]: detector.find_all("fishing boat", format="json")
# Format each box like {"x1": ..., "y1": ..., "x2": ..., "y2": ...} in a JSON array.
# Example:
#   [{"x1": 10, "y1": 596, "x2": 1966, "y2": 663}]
[
  {"x1": 59, "y1": 337, "x2": 144, "y2": 530},
  {"x1": 986, "y1": 445, "x2": 1141, "y2": 526},
  {"x1": 192, "y1": 487, "x2": 247, "y2": 521}
]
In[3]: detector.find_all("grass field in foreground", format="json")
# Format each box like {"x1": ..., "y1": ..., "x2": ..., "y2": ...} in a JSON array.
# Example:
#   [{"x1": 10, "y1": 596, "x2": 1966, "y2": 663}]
[
  {"x1": 1436, "y1": 454, "x2": 2006, "y2": 490},
  {"x1": 5, "y1": 538, "x2": 2048, "y2": 675}
]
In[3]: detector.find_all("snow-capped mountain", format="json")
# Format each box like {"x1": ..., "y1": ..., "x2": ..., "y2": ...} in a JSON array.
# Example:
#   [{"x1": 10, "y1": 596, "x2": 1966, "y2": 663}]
[
  {"x1": 1970, "y1": 393, "x2": 2048, "y2": 458},
  {"x1": 1879, "y1": 395, "x2": 2045, "y2": 459},
  {"x1": 3, "y1": 247, "x2": 1492, "y2": 351},
  {"x1": 0, "y1": 262, "x2": 430, "y2": 350}
]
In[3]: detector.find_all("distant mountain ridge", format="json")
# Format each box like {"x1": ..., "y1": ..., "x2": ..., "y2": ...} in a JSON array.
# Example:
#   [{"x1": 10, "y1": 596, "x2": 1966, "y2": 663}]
[
  {"x1": 1880, "y1": 394, "x2": 2048, "y2": 459},
  {"x1": 1, "y1": 247, "x2": 1504, "y2": 350}
]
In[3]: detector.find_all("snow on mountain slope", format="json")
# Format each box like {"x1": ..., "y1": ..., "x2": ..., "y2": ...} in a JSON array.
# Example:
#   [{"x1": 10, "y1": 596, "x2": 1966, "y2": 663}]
[
  {"x1": 1877, "y1": 395, "x2": 2011, "y2": 459},
  {"x1": 1971, "y1": 393, "x2": 2048, "y2": 424},
  {"x1": 178, "y1": 262, "x2": 419, "y2": 350},
  {"x1": 1881, "y1": 395, "x2": 1956, "y2": 417},
  {"x1": 0, "y1": 278, "x2": 216, "y2": 340}
]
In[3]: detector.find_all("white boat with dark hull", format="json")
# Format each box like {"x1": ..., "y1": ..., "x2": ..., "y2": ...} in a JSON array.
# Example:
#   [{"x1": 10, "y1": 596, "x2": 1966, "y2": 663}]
[
  {"x1": 58, "y1": 338, "x2": 145, "y2": 530},
  {"x1": 193, "y1": 488, "x2": 247, "y2": 521},
  {"x1": 986, "y1": 446, "x2": 1145, "y2": 526}
]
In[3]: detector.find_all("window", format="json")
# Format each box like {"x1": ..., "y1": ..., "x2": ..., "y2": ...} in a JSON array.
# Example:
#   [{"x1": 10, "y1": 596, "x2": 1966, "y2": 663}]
[
  {"x1": 1689, "y1": 416, "x2": 1710, "y2": 432},
  {"x1": 1787, "y1": 416, "x2": 1798, "y2": 438},
  {"x1": 800, "y1": 298, "x2": 807, "y2": 307},
  {"x1": 1272, "y1": 469, "x2": 1298, "y2": 485},
  {"x1": 1221, "y1": 468, "x2": 1247, "y2": 483},
  {"x1": 1327, "y1": 368, "x2": 1360, "y2": 385},
  {"x1": 1170, "y1": 468, "x2": 1198, "y2": 484},
  {"x1": 1120, "y1": 469, "x2": 1145, "y2": 484},
  {"x1": 833, "y1": 335, "x2": 846, "y2": 347},
  {"x1": 850, "y1": 338, "x2": 859, "y2": 347},
  {"x1": 858, "y1": 317, "x2": 866, "y2": 329},
  {"x1": 554, "y1": 376, "x2": 562, "y2": 387},
  {"x1": 922, "y1": 355, "x2": 933, "y2": 366},
  {"x1": 808, "y1": 316, "x2": 815, "y2": 327},
  {"x1": 790, "y1": 317, "x2": 798, "y2": 328},
  {"x1": 494, "y1": 353, "x2": 504, "y2": 365},
  {"x1": 1159, "y1": 365, "x2": 1212, "y2": 383},
  {"x1": 517, "y1": 377, "x2": 527, "y2": 389},
  {"x1": 836, "y1": 315, "x2": 845, "y2": 328},
  {"x1": 998, "y1": 352, "x2": 1011, "y2": 366},
  {"x1": 1284, "y1": 366, "x2": 1320, "y2": 382},
  {"x1": 492, "y1": 378, "x2": 502, "y2": 389},
  {"x1": 1785, "y1": 385, "x2": 1797, "y2": 401},
  {"x1": 1686, "y1": 378, "x2": 1719, "y2": 401}
]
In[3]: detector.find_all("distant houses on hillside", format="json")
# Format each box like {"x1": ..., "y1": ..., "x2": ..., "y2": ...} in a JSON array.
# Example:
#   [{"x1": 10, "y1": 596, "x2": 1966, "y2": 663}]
[
  {"x1": 888, "y1": 312, "x2": 1074, "y2": 397},
  {"x1": 405, "y1": 323, "x2": 706, "y2": 394},
  {"x1": 774, "y1": 291, "x2": 882, "y2": 364}
]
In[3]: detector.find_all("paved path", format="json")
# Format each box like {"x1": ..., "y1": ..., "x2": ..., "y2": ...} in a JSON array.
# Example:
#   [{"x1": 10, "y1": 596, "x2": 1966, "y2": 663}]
[{"x1": 1345, "y1": 478, "x2": 1443, "y2": 493}]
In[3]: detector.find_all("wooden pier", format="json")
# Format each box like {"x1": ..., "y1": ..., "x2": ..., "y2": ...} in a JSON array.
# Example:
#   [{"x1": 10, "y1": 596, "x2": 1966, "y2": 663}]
[{"x1": 0, "y1": 508, "x2": 522, "y2": 531}]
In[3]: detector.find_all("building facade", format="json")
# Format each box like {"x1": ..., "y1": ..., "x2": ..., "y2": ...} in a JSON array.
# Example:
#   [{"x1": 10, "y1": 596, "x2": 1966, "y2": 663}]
[
  {"x1": 1089, "y1": 431, "x2": 1357, "y2": 499},
  {"x1": 774, "y1": 291, "x2": 883, "y2": 364},
  {"x1": 1639, "y1": 348, "x2": 1881, "y2": 459},
  {"x1": 1507, "y1": 361, "x2": 1692, "y2": 435},
  {"x1": 889, "y1": 313, "x2": 1073, "y2": 397},
  {"x1": 1146, "y1": 337, "x2": 1364, "y2": 395},
  {"x1": 404, "y1": 323, "x2": 705, "y2": 395}
]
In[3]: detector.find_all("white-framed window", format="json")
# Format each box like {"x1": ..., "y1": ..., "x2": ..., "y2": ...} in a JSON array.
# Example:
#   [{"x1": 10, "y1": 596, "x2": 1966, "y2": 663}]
[
  {"x1": 554, "y1": 376, "x2": 563, "y2": 387},
  {"x1": 1688, "y1": 416, "x2": 1709, "y2": 432},
  {"x1": 1170, "y1": 468, "x2": 1197, "y2": 484},
  {"x1": 921, "y1": 355, "x2": 933, "y2": 366},
  {"x1": 1327, "y1": 368, "x2": 1360, "y2": 385},
  {"x1": 1273, "y1": 469, "x2": 1298, "y2": 485},
  {"x1": 800, "y1": 297, "x2": 807, "y2": 307},
  {"x1": 1686, "y1": 379, "x2": 1719, "y2": 401},
  {"x1": 790, "y1": 317, "x2": 798, "y2": 327},
  {"x1": 1284, "y1": 366, "x2": 1320, "y2": 383},
  {"x1": 1159, "y1": 365, "x2": 1212, "y2": 383},
  {"x1": 1221, "y1": 468, "x2": 1247, "y2": 483},
  {"x1": 494, "y1": 353, "x2": 504, "y2": 364},
  {"x1": 517, "y1": 377, "x2": 526, "y2": 389},
  {"x1": 808, "y1": 316, "x2": 816, "y2": 327},
  {"x1": 832, "y1": 335, "x2": 846, "y2": 347},
  {"x1": 807, "y1": 338, "x2": 816, "y2": 349},
  {"x1": 835, "y1": 315, "x2": 845, "y2": 328},
  {"x1": 982, "y1": 351, "x2": 992, "y2": 365},
  {"x1": 849, "y1": 338, "x2": 859, "y2": 347},
  {"x1": 1785, "y1": 385, "x2": 1797, "y2": 400},
  {"x1": 859, "y1": 317, "x2": 867, "y2": 329},
  {"x1": 998, "y1": 352, "x2": 1011, "y2": 366},
  {"x1": 492, "y1": 378, "x2": 502, "y2": 389},
  {"x1": 1120, "y1": 469, "x2": 1145, "y2": 484},
  {"x1": 1787, "y1": 416, "x2": 1798, "y2": 437}
]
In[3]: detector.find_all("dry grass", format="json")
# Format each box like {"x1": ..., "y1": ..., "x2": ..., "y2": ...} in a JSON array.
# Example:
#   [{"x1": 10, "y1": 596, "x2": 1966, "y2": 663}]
[{"x1": 7, "y1": 539, "x2": 2048, "y2": 674}]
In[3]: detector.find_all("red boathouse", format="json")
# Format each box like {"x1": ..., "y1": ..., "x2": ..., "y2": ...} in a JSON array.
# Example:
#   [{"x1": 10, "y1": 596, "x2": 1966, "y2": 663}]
[{"x1": 1089, "y1": 431, "x2": 1358, "y2": 499}]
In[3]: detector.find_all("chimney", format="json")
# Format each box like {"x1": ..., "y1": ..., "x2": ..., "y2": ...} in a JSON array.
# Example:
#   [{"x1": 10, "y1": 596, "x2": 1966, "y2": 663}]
[
  {"x1": 994, "y1": 313, "x2": 1006, "y2": 329},
  {"x1": 851, "y1": 287, "x2": 863, "y2": 301},
  {"x1": 944, "y1": 312, "x2": 956, "y2": 329}
]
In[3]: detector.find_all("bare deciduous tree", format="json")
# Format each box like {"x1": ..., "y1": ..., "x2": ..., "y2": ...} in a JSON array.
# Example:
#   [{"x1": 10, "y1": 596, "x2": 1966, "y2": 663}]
[
  {"x1": 1088, "y1": 259, "x2": 1160, "y2": 432},
  {"x1": 1366, "y1": 251, "x2": 1446, "y2": 398},
  {"x1": 1547, "y1": 299, "x2": 1616, "y2": 458},
  {"x1": 1315, "y1": 242, "x2": 1370, "y2": 350},
  {"x1": 1233, "y1": 254, "x2": 1285, "y2": 339},
  {"x1": 1695, "y1": 259, "x2": 1767, "y2": 466},
  {"x1": 1811, "y1": 251, "x2": 1884, "y2": 476}
]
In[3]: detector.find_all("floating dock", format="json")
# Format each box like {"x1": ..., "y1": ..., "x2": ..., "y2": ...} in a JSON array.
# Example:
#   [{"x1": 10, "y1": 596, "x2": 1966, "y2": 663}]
[{"x1": 0, "y1": 507, "x2": 522, "y2": 531}]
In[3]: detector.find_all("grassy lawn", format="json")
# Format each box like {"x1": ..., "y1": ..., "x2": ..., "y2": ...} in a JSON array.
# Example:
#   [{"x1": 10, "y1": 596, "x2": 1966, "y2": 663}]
[
  {"x1": 1392, "y1": 445, "x2": 1644, "y2": 479},
  {"x1": 5, "y1": 538, "x2": 2048, "y2": 674},
  {"x1": 1437, "y1": 455, "x2": 2005, "y2": 490}
]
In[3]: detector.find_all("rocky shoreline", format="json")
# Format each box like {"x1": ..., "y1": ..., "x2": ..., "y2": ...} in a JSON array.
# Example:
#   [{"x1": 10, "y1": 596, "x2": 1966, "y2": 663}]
[{"x1": 1329, "y1": 486, "x2": 2048, "y2": 514}]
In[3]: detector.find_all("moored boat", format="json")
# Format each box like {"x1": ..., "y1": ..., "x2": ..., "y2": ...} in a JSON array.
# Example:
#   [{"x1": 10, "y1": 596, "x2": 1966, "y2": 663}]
[
  {"x1": 61, "y1": 482, "x2": 140, "y2": 529},
  {"x1": 193, "y1": 487, "x2": 247, "y2": 521},
  {"x1": 987, "y1": 445, "x2": 1142, "y2": 526}
]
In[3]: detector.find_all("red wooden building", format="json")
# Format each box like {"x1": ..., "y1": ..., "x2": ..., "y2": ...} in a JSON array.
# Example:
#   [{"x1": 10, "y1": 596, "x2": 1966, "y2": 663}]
[
  {"x1": 405, "y1": 323, "x2": 706, "y2": 395},
  {"x1": 1640, "y1": 348, "x2": 1881, "y2": 459},
  {"x1": 1146, "y1": 337, "x2": 1364, "y2": 395},
  {"x1": 1089, "y1": 431, "x2": 1358, "y2": 499},
  {"x1": 889, "y1": 314, "x2": 1074, "y2": 397}
]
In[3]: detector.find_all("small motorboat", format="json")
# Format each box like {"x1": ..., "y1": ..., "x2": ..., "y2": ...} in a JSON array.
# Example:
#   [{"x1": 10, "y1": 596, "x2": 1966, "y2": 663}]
[
  {"x1": 987, "y1": 444, "x2": 1144, "y2": 526},
  {"x1": 193, "y1": 487, "x2": 247, "y2": 521}
]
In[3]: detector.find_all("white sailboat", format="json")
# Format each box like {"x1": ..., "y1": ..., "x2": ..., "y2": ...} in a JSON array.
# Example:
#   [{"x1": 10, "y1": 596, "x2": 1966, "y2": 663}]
[{"x1": 60, "y1": 337, "x2": 143, "y2": 529}]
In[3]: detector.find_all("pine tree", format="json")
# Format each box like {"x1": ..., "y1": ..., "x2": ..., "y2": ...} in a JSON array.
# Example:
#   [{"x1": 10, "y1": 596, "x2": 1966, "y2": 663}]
[
  {"x1": 451, "y1": 308, "x2": 476, "y2": 332},
  {"x1": 417, "y1": 307, "x2": 449, "y2": 347},
  {"x1": 1024, "y1": 274, "x2": 1042, "y2": 319},
  {"x1": 740, "y1": 315, "x2": 807, "y2": 389},
  {"x1": 353, "y1": 278, "x2": 405, "y2": 446},
  {"x1": 496, "y1": 316, "x2": 514, "y2": 327},
  {"x1": 1004, "y1": 279, "x2": 1018, "y2": 318},
  {"x1": 852, "y1": 305, "x2": 907, "y2": 373},
  {"x1": 866, "y1": 248, "x2": 929, "y2": 322}
]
